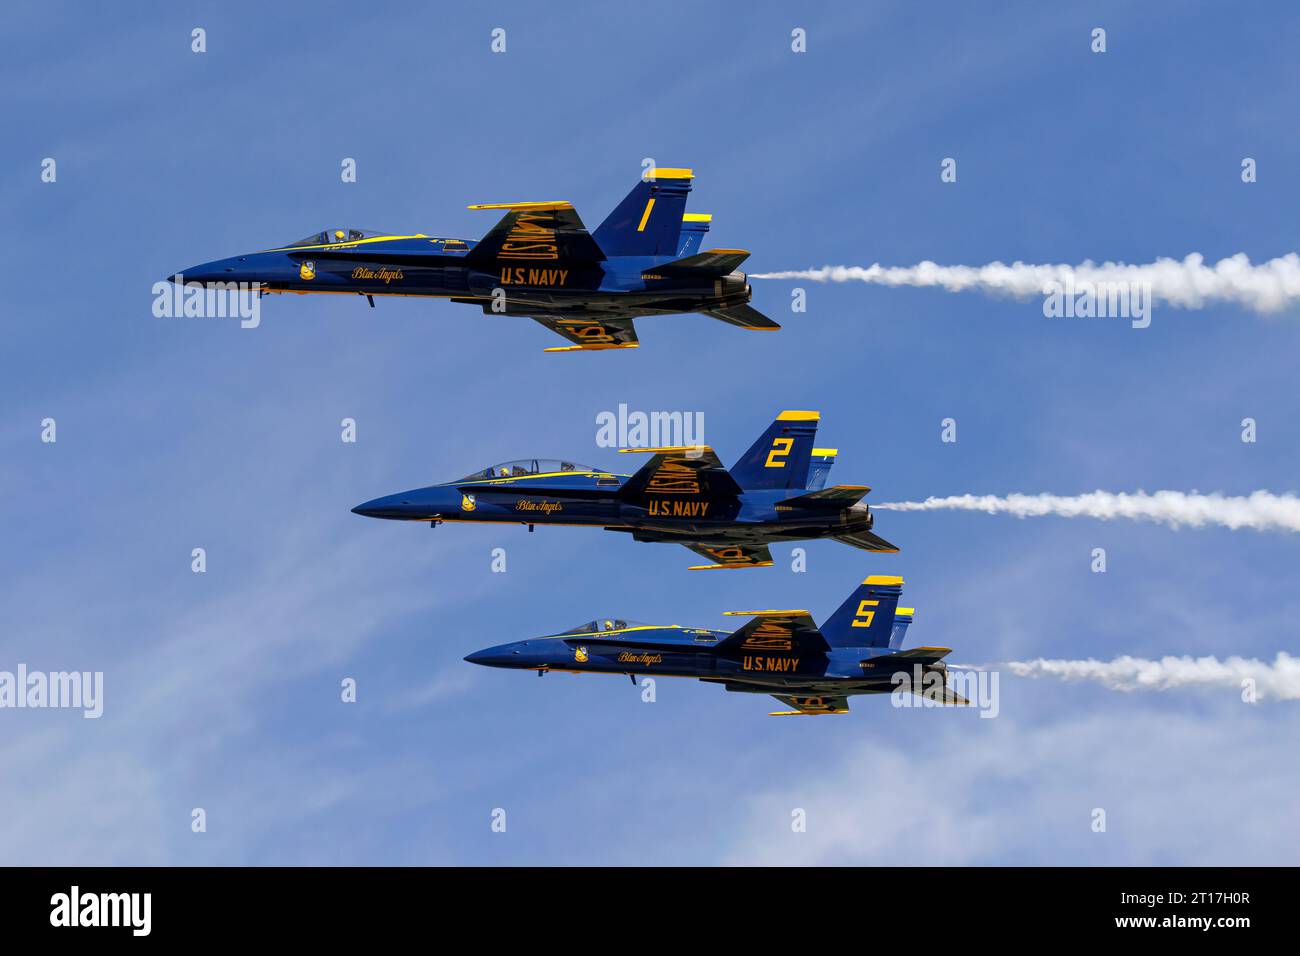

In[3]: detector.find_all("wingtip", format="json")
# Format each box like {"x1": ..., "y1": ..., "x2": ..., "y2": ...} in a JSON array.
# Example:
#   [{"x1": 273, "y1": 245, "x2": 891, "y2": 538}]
[
  {"x1": 688, "y1": 561, "x2": 775, "y2": 571},
  {"x1": 543, "y1": 343, "x2": 639, "y2": 353}
]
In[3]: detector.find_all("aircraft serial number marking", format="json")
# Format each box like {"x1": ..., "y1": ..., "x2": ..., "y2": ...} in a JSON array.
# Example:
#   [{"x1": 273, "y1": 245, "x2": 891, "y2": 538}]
[
  {"x1": 742, "y1": 655, "x2": 801, "y2": 672},
  {"x1": 498, "y1": 268, "x2": 569, "y2": 286},
  {"x1": 647, "y1": 500, "x2": 708, "y2": 517}
]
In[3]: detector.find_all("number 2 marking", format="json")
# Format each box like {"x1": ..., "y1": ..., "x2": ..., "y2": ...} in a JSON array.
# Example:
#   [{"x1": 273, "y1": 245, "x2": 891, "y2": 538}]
[{"x1": 765, "y1": 437, "x2": 794, "y2": 468}]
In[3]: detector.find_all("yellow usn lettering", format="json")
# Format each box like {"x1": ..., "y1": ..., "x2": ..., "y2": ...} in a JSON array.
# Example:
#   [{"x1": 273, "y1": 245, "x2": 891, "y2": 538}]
[
  {"x1": 646, "y1": 460, "x2": 702, "y2": 495},
  {"x1": 498, "y1": 213, "x2": 560, "y2": 261},
  {"x1": 647, "y1": 500, "x2": 708, "y2": 517},
  {"x1": 765, "y1": 437, "x2": 794, "y2": 468},
  {"x1": 497, "y1": 268, "x2": 569, "y2": 286},
  {"x1": 742, "y1": 620, "x2": 794, "y2": 651}
]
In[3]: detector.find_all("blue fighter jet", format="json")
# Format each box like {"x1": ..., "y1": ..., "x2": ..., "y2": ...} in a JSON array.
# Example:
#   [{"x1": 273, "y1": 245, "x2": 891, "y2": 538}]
[
  {"x1": 170, "y1": 167, "x2": 776, "y2": 351},
  {"x1": 352, "y1": 410, "x2": 899, "y2": 569},
  {"x1": 465, "y1": 574, "x2": 969, "y2": 715}
]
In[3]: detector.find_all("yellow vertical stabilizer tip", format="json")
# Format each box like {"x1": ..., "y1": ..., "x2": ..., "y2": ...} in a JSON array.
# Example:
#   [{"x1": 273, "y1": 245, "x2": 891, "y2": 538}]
[{"x1": 863, "y1": 575, "x2": 905, "y2": 586}]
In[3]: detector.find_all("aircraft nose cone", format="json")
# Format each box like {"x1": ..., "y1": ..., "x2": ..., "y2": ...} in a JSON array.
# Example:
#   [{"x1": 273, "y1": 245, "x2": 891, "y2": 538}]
[
  {"x1": 351, "y1": 498, "x2": 384, "y2": 518},
  {"x1": 464, "y1": 651, "x2": 489, "y2": 665},
  {"x1": 171, "y1": 258, "x2": 242, "y2": 286},
  {"x1": 351, "y1": 492, "x2": 422, "y2": 519}
]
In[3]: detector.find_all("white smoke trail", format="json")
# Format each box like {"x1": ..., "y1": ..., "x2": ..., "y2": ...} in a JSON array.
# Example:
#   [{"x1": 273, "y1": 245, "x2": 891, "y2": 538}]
[
  {"x1": 751, "y1": 252, "x2": 1300, "y2": 313},
  {"x1": 874, "y1": 491, "x2": 1300, "y2": 534},
  {"x1": 960, "y1": 653, "x2": 1300, "y2": 701}
]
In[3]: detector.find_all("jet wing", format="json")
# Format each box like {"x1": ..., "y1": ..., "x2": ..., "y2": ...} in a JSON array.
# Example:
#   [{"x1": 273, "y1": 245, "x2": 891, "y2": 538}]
[
  {"x1": 683, "y1": 542, "x2": 773, "y2": 570},
  {"x1": 530, "y1": 314, "x2": 640, "y2": 352},
  {"x1": 833, "y1": 529, "x2": 900, "y2": 553},
  {"x1": 616, "y1": 446, "x2": 745, "y2": 501},
  {"x1": 465, "y1": 201, "x2": 605, "y2": 264},
  {"x1": 715, "y1": 609, "x2": 830, "y2": 654},
  {"x1": 768, "y1": 694, "x2": 850, "y2": 716}
]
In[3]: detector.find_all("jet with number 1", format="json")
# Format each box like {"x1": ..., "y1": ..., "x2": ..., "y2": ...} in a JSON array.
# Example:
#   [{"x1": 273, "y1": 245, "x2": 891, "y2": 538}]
[
  {"x1": 169, "y1": 166, "x2": 777, "y2": 351},
  {"x1": 465, "y1": 574, "x2": 969, "y2": 715},
  {"x1": 351, "y1": 410, "x2": 899, "y2": 569}
]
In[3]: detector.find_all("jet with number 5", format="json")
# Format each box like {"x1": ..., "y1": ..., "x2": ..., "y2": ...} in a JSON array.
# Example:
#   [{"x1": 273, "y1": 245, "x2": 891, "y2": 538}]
[
  {"x1": 351, "y1": 410, "x2": 899, "y2": 569},
  {"x1": 465, "y1": 574, "x2": 968, "y2": 715},
  {"x1": 169, "y1": 166, "x2": 777, "y2": 351}
]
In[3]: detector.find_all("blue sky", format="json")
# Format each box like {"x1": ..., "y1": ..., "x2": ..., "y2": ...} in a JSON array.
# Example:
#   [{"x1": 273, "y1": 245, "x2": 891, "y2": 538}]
[{"x1": 2, "y1": 0, "x2": 1298, "y2": 864}]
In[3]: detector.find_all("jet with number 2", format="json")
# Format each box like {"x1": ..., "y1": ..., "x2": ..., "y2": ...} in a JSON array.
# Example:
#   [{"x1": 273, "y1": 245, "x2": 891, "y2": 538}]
[
  {"x1": 170, "y1": 166, "x2": 776, "y2": 351},
  {"x1": 465, "y1": 574, "x2": 969, "y2": 715},
  {"x1": 351, "y1": 410, "x2": 899, "y2": 569}
]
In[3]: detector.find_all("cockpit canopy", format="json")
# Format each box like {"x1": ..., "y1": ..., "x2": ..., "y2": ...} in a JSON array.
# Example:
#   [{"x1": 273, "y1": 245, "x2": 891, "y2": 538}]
[
  {"x1": 288, "y1": 228, "x2": 391, "y2": 247},
  {"x1": 460, "y1": 459, "x2": 599, "y2": 480},
  {"x1": 559, "y1": 619, "x2": 649, "y2": 635}
]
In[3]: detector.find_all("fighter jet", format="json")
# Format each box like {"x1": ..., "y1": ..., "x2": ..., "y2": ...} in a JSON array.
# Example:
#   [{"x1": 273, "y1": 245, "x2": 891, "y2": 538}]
[
  {"x1": 170, "y1": 167, "x2": 776, "y2": 351},
  {"x1": 352, "y1": 410, "x2": 898, "y2": 569},
  {"x1": 465, "y1": 574, "x2": 968, "y2": 715}
]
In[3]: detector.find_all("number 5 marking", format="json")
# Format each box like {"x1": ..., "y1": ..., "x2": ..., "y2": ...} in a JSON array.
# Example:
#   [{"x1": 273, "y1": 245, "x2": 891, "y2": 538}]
[
  {"x1": 765, "y1": 437, "x2": 794, "y2": 468},
  {"x1": 851, "y1": 599, "x2": 879, "y2": 628}
]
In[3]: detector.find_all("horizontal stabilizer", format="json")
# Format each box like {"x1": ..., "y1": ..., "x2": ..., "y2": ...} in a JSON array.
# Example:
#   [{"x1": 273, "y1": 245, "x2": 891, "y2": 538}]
[
  {"x1": 779, "y1": 484, "x2": 870, "y2": 509},
  {"x1": 645, "y1": 249, "x2": 750, "y2": 278},
  {"x1": 875, "y1": 646, "x2": 953, "y2": 662},
  {"x1": 705, "y1": 303, "x2": 781, "y2": 331},
  {"x1": 834, "y1": 530, "x2": 899, "y2": 554}
]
